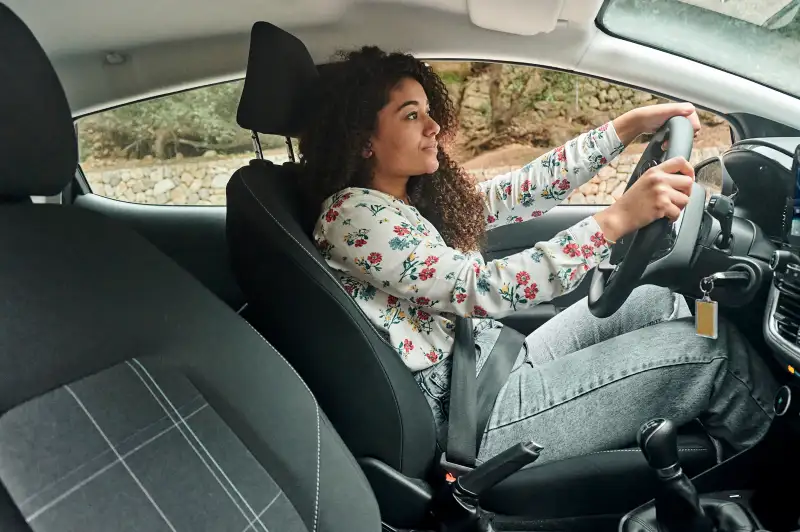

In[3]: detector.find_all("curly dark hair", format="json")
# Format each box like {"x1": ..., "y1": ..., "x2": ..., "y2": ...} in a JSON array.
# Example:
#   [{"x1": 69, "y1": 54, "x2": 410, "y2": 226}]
[{"x1": 298, "y1": 46, "x2": 486, "y2": 252}]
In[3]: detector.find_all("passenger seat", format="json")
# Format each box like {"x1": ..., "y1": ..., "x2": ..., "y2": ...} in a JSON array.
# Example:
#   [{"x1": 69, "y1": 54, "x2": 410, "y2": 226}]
[{"x1": 0, "y1": 4, "x2": 381, "y2": 531}]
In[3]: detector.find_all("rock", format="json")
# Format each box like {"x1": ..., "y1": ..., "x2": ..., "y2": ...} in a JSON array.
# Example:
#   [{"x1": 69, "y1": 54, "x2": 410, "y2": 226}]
[
  {"x1": 102, "y1": 173, "x2": 112, "y2": 184},
  {"x1": 598, "y1": 90, "x2": 608, "y2": 103},
  {"x1": 599, "y1": 181, "x2": 607, "y2": 193},
  {"x1": 114, "y1": 181, "x2": 128, "y2": 196},
  {"x1": 589, "y1": 96, "x2": 600, "y2": 109},
  {"x1": 181, "y1": 172, "x2": 194, "y2": 185},
  {"x1": 123, "y1": 189, "x2": 136, "y2": 202},
  {"x1": 579, "y1": 182, "x2": 599, "y2": 195},
  {"x1": 616, "y1": 164, "x2": 632, "y2": 174},
  {"x1": 211, "y1": 174, "x2": 230, "y2": 189},
  {"x1": 203, "y1": 150, "x2": 218, "y2": 158},
  {"x1": 109, "y1": 174, "x2": 121, "y2": 187},
  {"x1": 150, "y1": 167, "x2": 164, "y2": 181},
  {"x1": 130, "y1": 181, "x2": 143, "y2": 194},
  {"x1": 135, "y1": 192, "x2": 147, "y2": 203},
  {"x1": 584, "y1": 195, "x2": 597, "y2": 205},
  {"x1": 187, "y1": 193, "x2": 200, "y2": 204},
  {"x1": 612, "y1": 182, "x2": 626, "y2": 199},
  {"x1": 608, "y1": 87, "x2": 620, "y2": 101},
  {"x1": 606, "y1": 178, "x2": 619, "y2": 191},
  {"x1": 153, "y1": 178, "x2": 176, "y2": 196},
  {"x1": 197, "y1": 200, "x2": 212, "y2": 205},
  {"x1": 198, "y1": 189, "x2": 210, "y2": 200},
  {"x1": 209, "y1": 194, "x2": 226, "y2": 205},
  {"x1": 598, "y1": 167, "x2": 616, "y2": 179},
  {"x1": 169, "y1": 187, "x2": 186, "y2": 203},
  {"x1": 155, "y1": 193, "x2": 168, "y2": 204},
  {"x1": 202, "y1": 175, "x2": 213, "y2": 187},
  {"x1": 189, "y1": 180, "x2": 202, "y2": 192},
  {"x1": 634, "y1": 91, "x2": 651, "y2": 103},
  {"x1": 569, "y1": 192, "x2": 586, "y2": 204},
  {"x1": 590, "y1": 176, "x2": 601, "y2": 184}
]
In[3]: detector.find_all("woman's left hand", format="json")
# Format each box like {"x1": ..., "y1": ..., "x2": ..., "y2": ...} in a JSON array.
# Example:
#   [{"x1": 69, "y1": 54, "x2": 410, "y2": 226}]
[{"x1": 614, "y1": 102, "x2": 702, "y2": 145}]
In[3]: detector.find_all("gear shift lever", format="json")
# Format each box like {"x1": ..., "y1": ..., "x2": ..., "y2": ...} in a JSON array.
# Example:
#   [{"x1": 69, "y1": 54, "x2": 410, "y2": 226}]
[{"x1": 638, "y1": 419, "x2": 715, "y2": 532}]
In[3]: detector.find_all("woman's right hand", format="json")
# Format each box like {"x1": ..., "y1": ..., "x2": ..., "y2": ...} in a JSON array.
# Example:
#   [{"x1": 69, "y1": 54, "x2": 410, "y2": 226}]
[{"x1": 593, "y1": 156, "x2": 695, "y2": 242}]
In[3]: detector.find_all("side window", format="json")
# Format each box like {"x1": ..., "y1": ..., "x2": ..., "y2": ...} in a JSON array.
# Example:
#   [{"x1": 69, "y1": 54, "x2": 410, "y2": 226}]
[
  {"x1": 431, "y1": 62, "x2": 733, "y2": 206},
  {"x1": 75, "y1": 79, "x2": 288, "y2": 205}
]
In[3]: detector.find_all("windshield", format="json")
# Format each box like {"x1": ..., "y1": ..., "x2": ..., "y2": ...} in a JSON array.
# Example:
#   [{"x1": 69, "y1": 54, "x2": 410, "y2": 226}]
[{"x1": 598, "y1": 0, "x2": 800, "y2": 98}]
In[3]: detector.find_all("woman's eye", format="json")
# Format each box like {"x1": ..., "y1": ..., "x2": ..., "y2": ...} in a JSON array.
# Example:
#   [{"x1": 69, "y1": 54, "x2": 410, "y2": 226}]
[{"x1": 407, "y1": 111, "x2": 418, "y2": 120}]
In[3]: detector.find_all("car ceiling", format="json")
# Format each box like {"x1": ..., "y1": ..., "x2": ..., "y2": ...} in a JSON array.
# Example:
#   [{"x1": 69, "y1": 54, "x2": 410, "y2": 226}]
[{"x1": 6, "y1": 0, "x2": 800, "y2": 130}]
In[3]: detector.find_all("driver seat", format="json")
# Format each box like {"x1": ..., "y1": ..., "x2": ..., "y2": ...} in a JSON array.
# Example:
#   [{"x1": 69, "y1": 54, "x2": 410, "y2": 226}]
[{"x1": 225, "y1": 21, "x2": 718, "y2": 528}]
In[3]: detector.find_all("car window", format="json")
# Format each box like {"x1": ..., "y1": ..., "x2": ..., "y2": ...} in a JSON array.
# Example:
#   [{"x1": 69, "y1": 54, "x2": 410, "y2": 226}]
[
  {"x1": 75, "y1": 79, "x2": 289, "y2": 206},
  {"x1": 76, "y1": 65, "x2": 731, "y2": 207},
  {"x1": 432, "y1": 61, "x2": 732, "y2": 207}
]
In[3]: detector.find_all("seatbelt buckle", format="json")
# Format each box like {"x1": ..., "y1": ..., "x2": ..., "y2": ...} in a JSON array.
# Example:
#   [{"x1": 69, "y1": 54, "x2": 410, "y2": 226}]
[{"x1": 439, "y1": 453, "x2": 473, "y2": 483}]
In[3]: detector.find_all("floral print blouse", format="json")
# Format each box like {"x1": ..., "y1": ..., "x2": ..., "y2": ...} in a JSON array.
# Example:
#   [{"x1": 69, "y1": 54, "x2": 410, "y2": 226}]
[{"x1": 312, "y1": 121, "x2": 625, "y2": 371}]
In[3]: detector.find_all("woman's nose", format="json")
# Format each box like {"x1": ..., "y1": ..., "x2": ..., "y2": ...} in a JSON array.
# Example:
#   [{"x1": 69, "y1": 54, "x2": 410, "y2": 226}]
[{"x1": 425, "y1": 116, "x2": 440, "y2": 137}]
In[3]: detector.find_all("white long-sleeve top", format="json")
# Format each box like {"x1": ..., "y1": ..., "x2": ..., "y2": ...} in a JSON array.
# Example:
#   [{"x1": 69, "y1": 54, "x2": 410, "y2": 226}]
[{"x1": 312, "y1": 121, "x2": 625, "y2": 371}]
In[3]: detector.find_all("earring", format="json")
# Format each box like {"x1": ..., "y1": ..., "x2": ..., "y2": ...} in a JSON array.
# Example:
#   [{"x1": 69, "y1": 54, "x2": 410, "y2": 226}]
[{"x1": 363, "y1": 142, "x2": 373, "y2": 159}]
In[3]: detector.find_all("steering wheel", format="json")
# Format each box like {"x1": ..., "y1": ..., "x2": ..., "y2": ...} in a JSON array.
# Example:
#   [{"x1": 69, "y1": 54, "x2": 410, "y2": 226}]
[{"x1": 588, "y1": 115, "x2": 703, "y2": 318}]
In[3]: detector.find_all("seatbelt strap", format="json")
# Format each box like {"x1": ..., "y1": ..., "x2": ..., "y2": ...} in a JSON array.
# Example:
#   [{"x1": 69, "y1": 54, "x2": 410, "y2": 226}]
[
  {"x1": 445, "y1": 318, "x2": 526, "y2": 471},
  {"x1": 476, "y1": 325, "x2": 525, "y2": 449},
  {"x1": 446, "y1": 316, "x2": 478, "y2": 468}
]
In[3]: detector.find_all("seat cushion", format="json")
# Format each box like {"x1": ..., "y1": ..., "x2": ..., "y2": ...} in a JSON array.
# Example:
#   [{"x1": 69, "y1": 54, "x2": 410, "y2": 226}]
[{"x1": 482, "y1": 432, "x2": 716, "y2": 518}]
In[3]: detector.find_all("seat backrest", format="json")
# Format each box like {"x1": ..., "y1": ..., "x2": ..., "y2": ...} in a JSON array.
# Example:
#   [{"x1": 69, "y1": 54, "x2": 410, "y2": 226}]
[
  {"x1": 228, "y1": 22, "x2": 437, "y2": 479},
  {"x1": 0, "y1": 6, "x2": 380, "y2": 531}
]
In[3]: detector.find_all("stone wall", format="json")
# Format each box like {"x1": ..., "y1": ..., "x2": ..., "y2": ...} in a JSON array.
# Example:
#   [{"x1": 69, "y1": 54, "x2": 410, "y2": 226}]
[{"x1": 83, "y1": 146, "x2": 725, "y2": 207}]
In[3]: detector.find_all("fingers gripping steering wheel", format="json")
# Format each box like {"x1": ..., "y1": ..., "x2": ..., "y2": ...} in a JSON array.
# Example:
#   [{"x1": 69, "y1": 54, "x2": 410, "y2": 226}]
[{"x1": 587, "y1": 116, "x2": 697, "y2": 318}]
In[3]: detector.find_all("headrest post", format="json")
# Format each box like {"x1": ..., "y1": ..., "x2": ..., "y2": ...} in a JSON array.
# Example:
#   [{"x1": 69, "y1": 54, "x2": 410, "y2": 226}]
[
  {"x1": 284, "y1": 137, "x2": 296, "y2": 163},
  {"x1": 250, "y1": 131, "x2": 264, "y2": 160}
]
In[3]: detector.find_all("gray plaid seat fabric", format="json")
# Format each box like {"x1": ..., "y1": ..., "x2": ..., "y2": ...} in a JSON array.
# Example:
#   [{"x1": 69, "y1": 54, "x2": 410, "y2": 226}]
[
  {"x1": 0, "y1": 360, "x2": 306, "y2": 532},
  {"x1": 0, "y1": 4, "x2": 382, "y2": 531}
]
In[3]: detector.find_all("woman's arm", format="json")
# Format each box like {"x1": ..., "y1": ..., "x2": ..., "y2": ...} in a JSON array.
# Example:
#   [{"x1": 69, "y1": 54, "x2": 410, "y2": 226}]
[
  {"x1": 315, "y1": 191, "x2": 611, "y2": 320},
  {"x1": 477, "y1": 121, "x2": 624, "y2": 230}
]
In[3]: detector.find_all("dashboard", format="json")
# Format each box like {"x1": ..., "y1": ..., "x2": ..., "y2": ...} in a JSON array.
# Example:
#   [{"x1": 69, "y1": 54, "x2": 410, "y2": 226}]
[{"x1": 680, "y1": 137, "x2": 800, "y2": 381}]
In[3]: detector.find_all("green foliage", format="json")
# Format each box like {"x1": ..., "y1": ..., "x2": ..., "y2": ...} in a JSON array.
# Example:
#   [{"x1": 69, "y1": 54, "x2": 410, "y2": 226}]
[{"x1": 78, "y1": 80, "x2": 250, "y2": 161}]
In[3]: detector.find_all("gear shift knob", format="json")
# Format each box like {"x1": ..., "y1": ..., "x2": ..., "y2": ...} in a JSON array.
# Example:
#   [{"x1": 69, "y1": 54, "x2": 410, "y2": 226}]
[{"x1": 638, "y1": 418, "x2": 680, "y2": 474}]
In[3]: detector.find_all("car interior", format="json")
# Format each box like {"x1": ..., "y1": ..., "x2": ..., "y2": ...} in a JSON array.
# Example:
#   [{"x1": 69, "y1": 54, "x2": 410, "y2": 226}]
[{"x1": 3, "y1": 0, "x2": 800, "y2": 531}]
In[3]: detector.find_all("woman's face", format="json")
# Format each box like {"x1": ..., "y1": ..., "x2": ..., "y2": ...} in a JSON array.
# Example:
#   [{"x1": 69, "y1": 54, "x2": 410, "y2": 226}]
[{"x1": 368, "y1": 77, "x2": 441, "y2": 181}]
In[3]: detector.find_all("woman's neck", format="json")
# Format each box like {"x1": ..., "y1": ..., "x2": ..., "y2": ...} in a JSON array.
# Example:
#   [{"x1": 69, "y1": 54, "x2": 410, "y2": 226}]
[{"x1": 371, "y1": 175, "x2": 410, "y2": 203}]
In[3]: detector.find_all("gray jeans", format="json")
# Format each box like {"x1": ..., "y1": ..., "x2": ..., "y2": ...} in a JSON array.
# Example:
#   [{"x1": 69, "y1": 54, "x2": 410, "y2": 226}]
[{"x1": 413, "y1": 285, "x2": 777, "y2": 466}]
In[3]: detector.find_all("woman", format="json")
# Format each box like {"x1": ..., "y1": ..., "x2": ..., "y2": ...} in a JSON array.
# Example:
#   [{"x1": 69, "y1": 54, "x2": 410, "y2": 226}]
[{"x1": 300, "y1": 46, "x2": 776, "y2": 465}]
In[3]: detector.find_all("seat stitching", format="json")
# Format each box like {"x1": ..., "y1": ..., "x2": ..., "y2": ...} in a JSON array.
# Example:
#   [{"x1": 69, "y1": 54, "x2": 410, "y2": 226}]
[
  {"x1": 584, "y1": 447, "x2": 709, "y2": 455},
  {"x1": 127, "y1": 360, "x2": 269, "y2": 532},
  {"x1": 240, "y1": 318, "x2": 320, "y2": 532}
]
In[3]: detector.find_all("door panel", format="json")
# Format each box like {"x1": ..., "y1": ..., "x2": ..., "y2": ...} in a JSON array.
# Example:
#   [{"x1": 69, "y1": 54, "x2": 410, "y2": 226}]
[
  {"x1": 73, "y1": 194, "x2": 245, "y2": 310},
  {"x1": 485, "y1": 204, "x2": 604, "y2": 310}
]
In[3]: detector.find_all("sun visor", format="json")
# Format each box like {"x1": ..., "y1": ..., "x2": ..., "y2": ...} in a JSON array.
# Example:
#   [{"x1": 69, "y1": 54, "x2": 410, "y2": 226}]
[{"x1": 466, "y1": 0, "x2": 603, "y2": 35}]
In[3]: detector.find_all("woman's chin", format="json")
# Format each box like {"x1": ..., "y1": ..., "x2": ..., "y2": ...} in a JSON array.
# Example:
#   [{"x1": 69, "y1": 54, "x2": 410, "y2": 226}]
[{"x1": 422, "y1": 159, "x2": 440, "y2": 175}]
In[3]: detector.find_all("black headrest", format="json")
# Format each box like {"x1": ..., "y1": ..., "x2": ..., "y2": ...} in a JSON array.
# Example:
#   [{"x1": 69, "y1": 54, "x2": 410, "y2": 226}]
[
  {"x1": 0, "y1": 4, "x2": 77, "y2": 197},
  {"x1": 236, "y1": 22, "x2": 319, "y2": 137}
]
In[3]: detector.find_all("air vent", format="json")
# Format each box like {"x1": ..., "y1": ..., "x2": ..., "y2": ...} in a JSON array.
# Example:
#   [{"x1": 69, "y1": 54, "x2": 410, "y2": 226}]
[{"x1": 774, "y1": 264, "x2": 800, "y2": 344}]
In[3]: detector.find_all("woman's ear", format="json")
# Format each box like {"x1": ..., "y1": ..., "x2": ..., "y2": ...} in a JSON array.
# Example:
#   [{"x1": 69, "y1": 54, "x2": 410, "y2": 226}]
[{"x1": 362, "y1": 141, "x2": 373, "y2": 159}]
